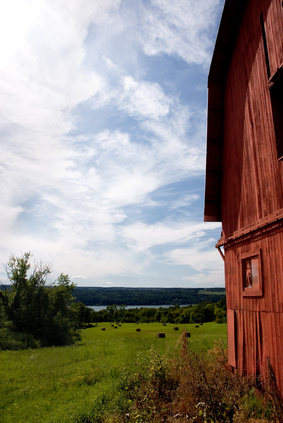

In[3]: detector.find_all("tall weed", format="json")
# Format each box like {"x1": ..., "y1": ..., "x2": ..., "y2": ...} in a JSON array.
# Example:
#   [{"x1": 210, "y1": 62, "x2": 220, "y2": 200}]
[{"x1": 118, "y1": 330, "x2": 280, "y2": 422}]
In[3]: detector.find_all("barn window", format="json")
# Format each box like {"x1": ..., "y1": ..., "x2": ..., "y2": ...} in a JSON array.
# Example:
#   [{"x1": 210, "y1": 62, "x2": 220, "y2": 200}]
[
  {"x1": 241, "y1": 251, "x2": 263, "y2": 296},
  {"x1": 260, "y1": 13, "x2": 270, "y2": 78},
  {"x1": 269, "y1": 65, "x2": 283, "y2": 161},
  {"x1": 260, "y1": 13, "x2": 283, "y2": 161}
]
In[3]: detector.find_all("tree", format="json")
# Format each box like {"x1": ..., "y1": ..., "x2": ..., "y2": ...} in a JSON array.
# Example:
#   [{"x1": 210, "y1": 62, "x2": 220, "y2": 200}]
[
  {"x1": 5, "y1": 253, "x2": 51, "y2": 335},
  {"x1": 214, "y1": 296, "x2": 227, "y2": 323},
  {"x1": 70, "y1": 302, "x2": 92, "y2": 328},
  {"x1": 3, "y1": 253, "x2": 80, "y2": 348}
]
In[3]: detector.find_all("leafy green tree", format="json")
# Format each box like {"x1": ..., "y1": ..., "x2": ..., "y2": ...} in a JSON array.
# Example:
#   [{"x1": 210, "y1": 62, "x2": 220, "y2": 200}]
[
  {"x1": 3, "y1": 253, "x2": 80, "y2": 348},
  {"x1": 70, "y1": 302, "x2": 92, "y2": 328},
  {"x1": 215, "y1": 296, "x2": 227, "y2": 323},
  {"x1": 5, "y1": 253, "x2": 51, "y2": 335},
  {"x1": 179, "y1": 307, "x2": 192, "y2": 323},
  {"x1": 189, "y1": 302, "x2": 215, "y2": 323},
  {"x1": 106, "y1": 304, "x2": 119, "y2": 321},
  {"x1": 138, "y1": 307, "x2": 155, "y2": 323}
]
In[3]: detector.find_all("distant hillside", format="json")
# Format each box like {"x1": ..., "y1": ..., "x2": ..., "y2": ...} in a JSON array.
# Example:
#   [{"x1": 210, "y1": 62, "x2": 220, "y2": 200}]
[{"x1": 72, "y1": 287, "x2": 226, "y2": 306}]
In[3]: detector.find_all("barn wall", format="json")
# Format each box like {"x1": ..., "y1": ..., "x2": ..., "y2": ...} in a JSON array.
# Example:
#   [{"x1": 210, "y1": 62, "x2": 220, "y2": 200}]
[
  {"x1": 220, "y1": 0, "x2": 283, "y2": 394},
  {"x1": 221, "y1": 0, "x2": 283, "y2": 238},
  {"x1": 228, "y1": 308, "x2": 283, "y2": 394},
  {"x1": 225, "y1": 226, "x2": 283, "y2": 313},
  {"x1": 225, "y1": 216, "x2": 283, "y2": 390}
]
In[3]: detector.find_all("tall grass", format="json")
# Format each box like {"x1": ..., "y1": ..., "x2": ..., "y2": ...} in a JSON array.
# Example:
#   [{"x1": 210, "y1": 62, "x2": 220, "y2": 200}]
[
  {"x1": 117, "y1": 332, "x2": 278, "y2": 422},
  {"x1": 0, "y1": 322, "x2": 226, "y2": 422}
]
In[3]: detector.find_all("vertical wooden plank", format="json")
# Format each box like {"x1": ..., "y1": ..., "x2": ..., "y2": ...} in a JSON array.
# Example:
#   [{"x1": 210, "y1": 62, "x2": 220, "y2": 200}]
[
  {"x1": 236, "y1": 310, "x2": 244, "y2": 372},
  {"x1": 227, "y1": 309, "x2": 237, "y2": 367}
]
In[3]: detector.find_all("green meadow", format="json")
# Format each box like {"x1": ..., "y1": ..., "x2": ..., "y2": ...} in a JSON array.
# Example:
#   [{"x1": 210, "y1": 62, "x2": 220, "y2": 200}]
[{"x1": 0, "y1": 322, "x2": 227, "y2": 423}]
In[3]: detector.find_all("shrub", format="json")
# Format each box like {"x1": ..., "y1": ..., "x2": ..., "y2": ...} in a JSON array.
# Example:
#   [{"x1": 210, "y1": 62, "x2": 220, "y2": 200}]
[{"x1": 119, "y1": 331, "x2": 279, "y2": 422}]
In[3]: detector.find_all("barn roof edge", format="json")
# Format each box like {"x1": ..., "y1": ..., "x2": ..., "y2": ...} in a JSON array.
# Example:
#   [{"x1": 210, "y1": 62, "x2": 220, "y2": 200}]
[{"x1": 204, "y1": 0, "x2": 248, "y2": 222}]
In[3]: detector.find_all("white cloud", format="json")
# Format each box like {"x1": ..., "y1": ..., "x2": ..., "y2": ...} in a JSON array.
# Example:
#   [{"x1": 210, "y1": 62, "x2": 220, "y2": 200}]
[
  {"x1": 164, "y1": 239, "x2": 224, "y2": 286},
  {"x1": 72, "y1": 275, "x2": 87, "y2": 280},
  {"x1": 142, "y1": 106, "x2": 206, "y2": 178},
  {"x1": 140, "y1": 0, "x2": 222, "y2": 66},
  {"x1": 119, "y1": 76, "x2": 171, "y2": 120},
  {"x1": 165, "y1": 245, "x2": 222, "y2": 272},
  {"x1": 121, "y1": 221, "x2": 221, "y2": 252},
  {"x1": 184, "y1": 269, "x2": 225, "y2": 287},
  {"x1": 0, "y1": 1, "x2": 112, "y2": 122},
  {"x1": 170, "y1": 194, "x2": 200, "y2": 210}
]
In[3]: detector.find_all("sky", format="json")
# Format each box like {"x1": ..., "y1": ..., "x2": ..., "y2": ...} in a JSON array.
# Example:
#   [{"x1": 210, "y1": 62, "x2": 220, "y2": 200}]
[{"x1": 0, "y1": 0, "x2": 225, "y2": 288}]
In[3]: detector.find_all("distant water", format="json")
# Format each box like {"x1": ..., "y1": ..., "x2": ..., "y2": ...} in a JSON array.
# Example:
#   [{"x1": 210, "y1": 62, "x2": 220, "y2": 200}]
[{"x1": 88, "y1": 305, "x2": 184, "y2": 311}]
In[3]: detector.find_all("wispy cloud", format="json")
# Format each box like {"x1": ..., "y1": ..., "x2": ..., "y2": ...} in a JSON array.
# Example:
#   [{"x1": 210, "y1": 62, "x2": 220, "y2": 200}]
[
  {"x1": 121, "y1": 221, "x2": 221, "y2": 252},
  {"x1": 0, "y1": 0, "x2": 225, "y2": 287},
  {"x1": 140, "y1": 0, "x2": 222, "y2": 66}
]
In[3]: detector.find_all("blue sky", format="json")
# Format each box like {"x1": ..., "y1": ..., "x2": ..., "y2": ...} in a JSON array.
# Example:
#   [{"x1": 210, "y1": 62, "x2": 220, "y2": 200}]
[{"x1": 0, "y1": 0, "x2": 225, "y2": 288}]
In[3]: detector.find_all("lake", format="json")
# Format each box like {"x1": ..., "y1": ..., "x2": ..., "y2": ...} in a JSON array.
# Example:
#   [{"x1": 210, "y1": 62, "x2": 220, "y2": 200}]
[{"x1": 88, "y1": 305, "x2": 186, "y2": 311}]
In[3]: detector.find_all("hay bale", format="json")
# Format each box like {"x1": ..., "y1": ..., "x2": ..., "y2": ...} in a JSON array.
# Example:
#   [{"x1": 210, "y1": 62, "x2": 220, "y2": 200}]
[
  {"x1": 136, "y1": 328, "x2": 141, "y2": 332},
  {"x1": 114, "y1": 326, "x2": 118, "y2": 329},
  {"x1": 185, "y1": 332, "x2": 191, "y2": 337},
  {"x1": 173, "y1": 326, "x2": 179, "y2": 331},
  {"x1": 157, "y1": 332, "x2": 166, "y2": 338},
  {"x1": 101, "y1": 328, "x2": 106, "y2": 331},
  {"x1": 195, "y1": 325, "x2": 199, "y2": 328}
]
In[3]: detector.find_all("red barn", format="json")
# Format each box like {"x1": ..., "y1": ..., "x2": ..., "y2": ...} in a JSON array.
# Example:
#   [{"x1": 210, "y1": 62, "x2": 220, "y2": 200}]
[{"x1": 204, "y1": 0, "x2": 283, "y2": 394}]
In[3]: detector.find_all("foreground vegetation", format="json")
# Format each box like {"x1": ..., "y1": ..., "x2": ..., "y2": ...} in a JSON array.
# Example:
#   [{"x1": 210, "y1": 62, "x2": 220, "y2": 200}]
[
  {"x1": 0, "y1": 322, "x2": 281, "y2": 422},
  {"x1": 0, "y1": 322, "x2": 225, "y2": 422}
]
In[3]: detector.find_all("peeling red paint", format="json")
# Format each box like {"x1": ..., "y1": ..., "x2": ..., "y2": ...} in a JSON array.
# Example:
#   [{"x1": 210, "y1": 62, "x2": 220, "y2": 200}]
[{"x1": 205, "y1": 0, "x2": 283, "y2": 396}]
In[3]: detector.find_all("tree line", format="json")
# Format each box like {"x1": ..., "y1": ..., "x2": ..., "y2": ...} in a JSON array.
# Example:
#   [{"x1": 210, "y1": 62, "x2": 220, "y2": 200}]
[
  {"x1": 86, "y1": 297, "x2": 227, "y2": 325},
  {"x1": 72, "y1": 286, "x2": 226, "y2": 306}
]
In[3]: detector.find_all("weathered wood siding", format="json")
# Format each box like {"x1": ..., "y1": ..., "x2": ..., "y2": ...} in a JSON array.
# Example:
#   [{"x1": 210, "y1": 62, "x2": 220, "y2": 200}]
[
  {"x1": 225, "y1": 224, "x2": 283, "y2": 385},
  {"x1": 221, "y1": 0, "x2": 283, "y2": 238},
  {"x1": 221, "y1": 0, "x2": 283, "y2": 393},
  {"x1": 231, "y1": 309, "x2": 283, "y2": 394}
]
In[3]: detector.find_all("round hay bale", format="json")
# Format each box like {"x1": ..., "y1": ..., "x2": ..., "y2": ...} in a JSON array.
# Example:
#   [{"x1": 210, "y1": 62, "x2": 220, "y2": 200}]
[
  {"x1": 163, "y1": 323, "x2": 167, "y2": 326},
  {"x1": 173, "y1": 326, "x2": 179, "y2": 331},
  {"x1": 195, "y1": 325, "x2": 199, "y2": 328},
  {"x1": 157, "y1": 332, "x2": 166, "y2": 338},
  {"x1": 101, "y1": 328, "x2": 106, "y2": 331},
  {"x1": 114, "y1": 326, "x2": 118, "y2": 329},
  {"x1": 136, "y1": 328, "x2": 141, "y2": 332},
  {"x1": 200, "y1": 323, "x2": 203, "y2": 325},
  {"x1": 185, "y1": 332, "x2": 191, "y2": 337}
]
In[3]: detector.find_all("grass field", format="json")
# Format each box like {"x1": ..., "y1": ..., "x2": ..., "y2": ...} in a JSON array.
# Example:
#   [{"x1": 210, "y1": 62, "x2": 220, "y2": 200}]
[{"x1": 0, "y1": 322, "x2": 227, "y2": 423}]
